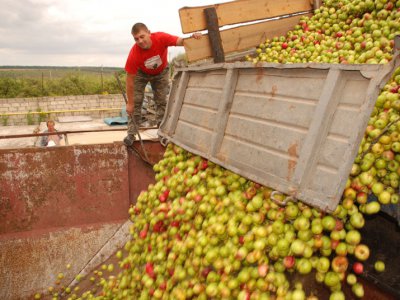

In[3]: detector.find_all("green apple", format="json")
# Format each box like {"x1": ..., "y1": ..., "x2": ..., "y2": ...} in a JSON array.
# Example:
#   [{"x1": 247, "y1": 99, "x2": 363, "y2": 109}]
[{"x1": 374, "y1": 260, "x2": 385, "y2": 272}]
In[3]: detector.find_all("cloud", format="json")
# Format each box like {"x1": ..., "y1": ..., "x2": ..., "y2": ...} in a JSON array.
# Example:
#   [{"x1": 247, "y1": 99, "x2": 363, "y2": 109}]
[
  {"x1": 0, "y1": 0, "x2": 126, "y2": 55},
  {"x1": 0, "y1": 0, "x2": 130, "y2": 65},
  {"x1": 0, "y1": 0, "x2": 230, "y2": 66}
]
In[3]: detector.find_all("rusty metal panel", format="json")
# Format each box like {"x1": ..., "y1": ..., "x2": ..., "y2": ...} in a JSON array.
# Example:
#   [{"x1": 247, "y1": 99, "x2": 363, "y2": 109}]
[
  {"x1": 0, "y1": 222, "x2": 125, "y2": 300},
  {"x1": 0, "y1": 142, "x2": 165, "y2": 300},
  {"x1": 0, "y1": 143, "x2": 129, "y2": 234},
  {"x1": 159, "y1": 56, "x2": 400, "y2": 212},
  {"x1": 128, "y1": 141, "x2": 166, "y2": 203}
]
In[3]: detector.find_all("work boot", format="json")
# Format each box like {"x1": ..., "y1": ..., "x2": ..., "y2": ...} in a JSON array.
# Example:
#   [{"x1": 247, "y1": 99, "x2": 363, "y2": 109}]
[{"x1": 123, "y1": 135, "x2": 135, "y2": 147}]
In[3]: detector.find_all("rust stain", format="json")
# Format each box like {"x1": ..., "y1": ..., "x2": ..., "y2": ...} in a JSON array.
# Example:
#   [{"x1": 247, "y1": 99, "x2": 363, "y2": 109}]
[
  {"x1": 271, "y1": 85, "x2": 278, "y2": 97},
  {"x1": 129, "y1": 142, "x2": 165, "y2": 204},
  {"x1": 287, "y1": 143, "x2": 298, "y2": 181},
  {"x1": 255, "y1": 66, "x2": 265, "y2": 84}
]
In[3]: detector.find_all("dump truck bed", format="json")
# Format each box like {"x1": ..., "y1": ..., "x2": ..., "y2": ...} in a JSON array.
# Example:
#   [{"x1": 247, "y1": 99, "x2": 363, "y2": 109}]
[{"x1": 159, "y1": 56, "x2": 400, "y2": 212}]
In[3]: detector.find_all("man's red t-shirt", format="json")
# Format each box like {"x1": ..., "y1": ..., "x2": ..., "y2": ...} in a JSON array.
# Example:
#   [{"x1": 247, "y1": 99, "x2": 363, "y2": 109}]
[{"x1": 125, "y1": 32, "x2": 179, "y2": 75}]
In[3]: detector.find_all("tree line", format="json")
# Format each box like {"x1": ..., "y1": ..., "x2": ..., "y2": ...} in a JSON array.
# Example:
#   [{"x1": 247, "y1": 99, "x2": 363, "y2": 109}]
[
  {"x1": 0, "y1": 55, "x2": 188, "y2": 99},
  {"x1": 0, "y1": 70, "x2": 126, "y2": 98}
]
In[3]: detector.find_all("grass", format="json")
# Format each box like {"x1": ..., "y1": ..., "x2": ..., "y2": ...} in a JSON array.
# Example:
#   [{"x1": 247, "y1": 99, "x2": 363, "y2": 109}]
[{"x1": 0, "y1": 66, "x2": 124, "y2": 79}]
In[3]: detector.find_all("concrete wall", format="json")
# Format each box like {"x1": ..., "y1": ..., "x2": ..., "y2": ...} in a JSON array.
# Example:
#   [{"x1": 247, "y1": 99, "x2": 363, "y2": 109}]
[{"x1": 0, "y1": 94, "x2": 125, "y2": 126}]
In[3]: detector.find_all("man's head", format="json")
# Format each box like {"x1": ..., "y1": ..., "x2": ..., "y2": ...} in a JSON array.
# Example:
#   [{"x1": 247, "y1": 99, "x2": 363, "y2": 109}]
[
  {"x1": 131, "y1": 23, "x2": 152, "y2": 50},
  {"x1": 46, "y1": 120, "x2": 55, "y2": 132}
]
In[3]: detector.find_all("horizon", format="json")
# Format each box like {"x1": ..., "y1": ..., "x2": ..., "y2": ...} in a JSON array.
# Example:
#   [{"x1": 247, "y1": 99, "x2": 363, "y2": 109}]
[{"x1": 0, "y1": 65, "x2": 124, "y2": 69}]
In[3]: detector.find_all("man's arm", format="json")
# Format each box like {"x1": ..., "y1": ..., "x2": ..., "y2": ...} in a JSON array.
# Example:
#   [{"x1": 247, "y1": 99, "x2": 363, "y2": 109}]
[
  {"x1": 126, "y1": 73, "x2": 135, "y2": 115},
  {"x1": 176, "y1": 33, "x2": 202, "y2": 46}
]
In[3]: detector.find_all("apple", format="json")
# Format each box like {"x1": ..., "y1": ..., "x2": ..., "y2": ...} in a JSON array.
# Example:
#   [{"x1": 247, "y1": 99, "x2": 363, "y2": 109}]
[
  {"x1": 329, "y1": 291, "x2": 345, "y2": 300},
  {"x1": 374, "y1": 158, "x2": 387, "y2": 169},
  {"x1": 392, "y1": 141, "x2": 400, "y2": 152},
  {"x1": 311, "y1": 219, "x2": 324, "y2": 234},
  {"x1": 371, "y1": 182, "x2": 385, "y2": 194},
  {"x1": 352, "y1": 262, "x2": 364, "y2": 275},
  {"x1": 365, "y1": 201, "x2": 381, "y2": 214},
  {"x1": 346, "y1": 273, "x2": 357, "y2": 285},
  {"x1": 350, "y1": 212, "x2": 365, "y2": 229},
  {"x1": 316, "y1": 257, "x2": 330, "y2": 273},
  {"x1": 333, "y1": 237, "x2": 347, "y2": 253},
  {"x1": 343, "y1": 187, "x2": 357, "y2": 199},
  {"x1": 354, "y1": 244, "x2": 370, "y2": 261},
  {"x1": 388, "y1": 160, "x2": 400, "y2": 172},
  {"x1": 332, "y1": 256, "x2": 349, "y2": 273},
  {"x1": 382, "y1": 150, "x2": 395, "y2": 161},
  {"x1": 292, "y1": 289, "x2": 306, "y2": 300},
  {"x1": 291, "y1": 239, "x2": 306, "y2": 256},
  {"x1": 391, "y1": 193, "x2": 400, "y2": 204},
  {"x1": 342, "y1": 197, "x2": 354, "y2": 210},
  {"x1": 359, "y1": 172, "x2": 374, "y2": 185},
  {"x1": 352, "y1": 283, "x2": 365, "y2": 298},
  {"x1": 294, "y1": 215, "x2": 311, "y2": 231},
  {"x1": 283, "y1": 255, "x2": 295, "y2": 269},
  {"x1": 296, "y1": 258, "x2": 312, "y2": 275},
  {"x1": 322, "y1": 215, "x2": 336, "y2": 231},
  {"x1": 324, "y1": 271, "x2": 341, "y2": 288},
  {"x1": 356, "y1": 192, "x2": 368, "y2": 204},
  {"x1": 378, "y1": 190, "x2": 392, "y2": 204},
  {"x1": 345, "y1": 230, "x2": 361, "y2": 246},
  {"x1": 374, "y1": 260, "x2": 385, "y2": 272}
]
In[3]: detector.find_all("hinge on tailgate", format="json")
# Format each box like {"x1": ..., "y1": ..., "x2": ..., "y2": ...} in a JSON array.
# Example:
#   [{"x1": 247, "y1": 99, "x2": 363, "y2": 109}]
[{"x1": 270, "y1": 191, "x2": 297, "y2": 206}]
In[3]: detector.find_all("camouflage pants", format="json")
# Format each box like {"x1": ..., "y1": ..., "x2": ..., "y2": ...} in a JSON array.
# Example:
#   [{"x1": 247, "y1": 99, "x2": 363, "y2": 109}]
[{"x1": 127, "y1": 67, "x2": 169, "y2": 136}]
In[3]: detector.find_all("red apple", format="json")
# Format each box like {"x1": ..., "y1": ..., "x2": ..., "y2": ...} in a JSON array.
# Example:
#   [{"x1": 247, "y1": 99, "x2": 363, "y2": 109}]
[{"x1": 353, "y1": 262, "x2": 364, "y2": 275}]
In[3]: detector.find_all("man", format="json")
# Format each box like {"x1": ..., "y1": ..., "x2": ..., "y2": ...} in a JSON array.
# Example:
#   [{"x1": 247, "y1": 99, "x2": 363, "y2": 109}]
[
  {"x1": 40, "y1": 120, "x2": 63, "y2": 147},
  {"x1": 123, "y1": 22, "x2": 201, "y2": 146}
]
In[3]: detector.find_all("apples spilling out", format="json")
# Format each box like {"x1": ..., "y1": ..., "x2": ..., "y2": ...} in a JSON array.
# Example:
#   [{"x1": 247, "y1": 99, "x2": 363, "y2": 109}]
[
  {"x1": 37, "y1": 0, "x2": 400, "y2": 299},
  {"x1": 63, "y1": 144, "x2": 386, "y2": 299}
]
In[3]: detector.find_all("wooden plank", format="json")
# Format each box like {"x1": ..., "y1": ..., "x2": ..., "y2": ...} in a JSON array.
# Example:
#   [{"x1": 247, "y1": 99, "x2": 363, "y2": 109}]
[
  {"x1": 313, "y1": 0, "x2": 322, "y2": 9},
  {"x1": 292, "y1": 69, "x2": 343, "y2": 192},
  {"x1": 179, "y1": 0, "x2": 312, "y2": 33},
  {"x1": 211, "y1": 68, "x2": 238, "y2": 156},
  {"x1": 205, "y1": 7, "x2": 225, "y2": 63},
  {"x1": 168, "y1": 72, "x2": 189, "y2": 135},
  {"x1": 184, "y1": 14, "x2": 308, "y2": 62}
]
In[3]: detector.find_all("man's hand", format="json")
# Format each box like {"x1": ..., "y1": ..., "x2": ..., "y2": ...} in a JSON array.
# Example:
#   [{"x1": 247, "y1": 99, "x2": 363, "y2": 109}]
[
  {"x1": 126, "y1": 103, "x2": 134, "y2": 115},
  {"x1": 191, "y1": 32, "x2": 202, "y2": 39},
  {"x1": 177, "y1": 32, "x2": 202, "y2": 46}
]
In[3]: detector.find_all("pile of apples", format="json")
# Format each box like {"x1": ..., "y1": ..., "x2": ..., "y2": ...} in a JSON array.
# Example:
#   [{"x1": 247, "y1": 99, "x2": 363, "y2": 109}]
[
  {"x1": 245, "y1": 0, "x2": 400, "y2": 219},
  {"x1": 348, "y1": 68, "x2": 400, "y2": 213},
  {"x1": 247, "y1": 0, "x2": 400, "y2": 64},
  {"x1": 37, "y1": 1, "x2": 400, "y2": 299},
  {"x1": 92, "y1": 145, "x2": 375, "y2": 299}
]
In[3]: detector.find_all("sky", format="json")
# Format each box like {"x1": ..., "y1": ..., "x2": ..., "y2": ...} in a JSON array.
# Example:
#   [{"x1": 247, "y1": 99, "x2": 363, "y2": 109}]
[{"x1": 0, "y1": 0, "x2": 231, "y2": 67}]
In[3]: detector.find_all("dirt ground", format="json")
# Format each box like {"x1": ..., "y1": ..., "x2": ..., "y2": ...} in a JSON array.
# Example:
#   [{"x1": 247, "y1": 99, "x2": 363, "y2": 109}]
[{"x1": 0, "y1": 118, "x2": 159, "y2": 149}]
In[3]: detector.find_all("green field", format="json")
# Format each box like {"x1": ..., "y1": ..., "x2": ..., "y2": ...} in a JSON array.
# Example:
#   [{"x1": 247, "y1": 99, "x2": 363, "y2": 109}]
[
  {"x1": 0, "y1": 66, "x2": 126, "y2": 98},
  {"x1": 0, "y1": 66, "x2": 123, "y2": 78}
]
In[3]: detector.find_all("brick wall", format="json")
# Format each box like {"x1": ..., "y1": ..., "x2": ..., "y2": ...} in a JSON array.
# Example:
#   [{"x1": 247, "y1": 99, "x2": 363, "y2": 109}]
[{"x1": 0, "y1": 94, "x2": 125, "y2": 126}]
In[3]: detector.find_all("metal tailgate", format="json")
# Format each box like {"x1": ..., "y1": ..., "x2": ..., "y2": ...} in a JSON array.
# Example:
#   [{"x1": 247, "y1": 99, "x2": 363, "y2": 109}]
[{"x1": 159, "y1": 57, "x2": 400, "y2": 212}]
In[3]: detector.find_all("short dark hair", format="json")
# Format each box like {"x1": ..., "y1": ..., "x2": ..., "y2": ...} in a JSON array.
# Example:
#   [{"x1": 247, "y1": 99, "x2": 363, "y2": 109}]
[{"x1": 131, "y1": 23, "x2": 148, "y2": 34}]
